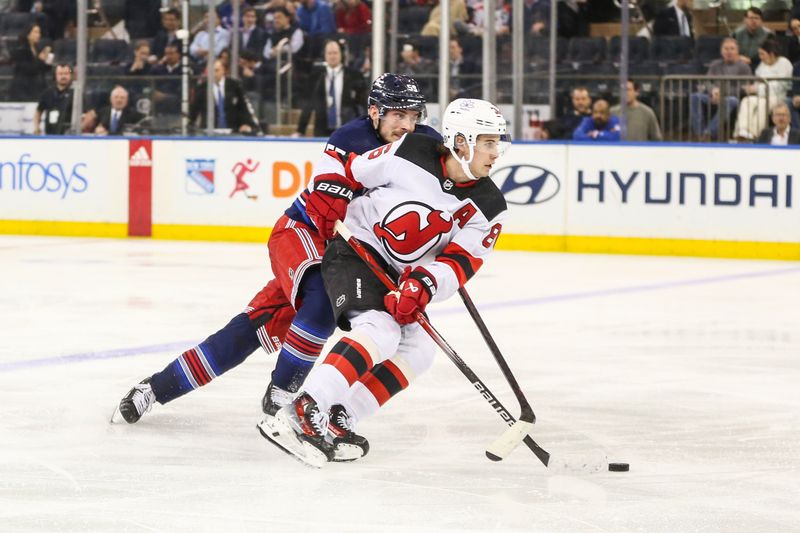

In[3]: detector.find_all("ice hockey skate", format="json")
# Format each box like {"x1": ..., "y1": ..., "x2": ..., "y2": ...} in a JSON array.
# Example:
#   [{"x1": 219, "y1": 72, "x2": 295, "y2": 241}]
[
  {"x1": 257, "y1": 393, "x2": 333, "y2": 468},
  {"x1": 326, "y1": 404, "x2": 369, "y2": 462},
  {"x1": 261, "y1": 381, "x2": 292, "y2": 418},
  {"x1": 111, "y1": 378, "x2": 155, "y2": 424}
]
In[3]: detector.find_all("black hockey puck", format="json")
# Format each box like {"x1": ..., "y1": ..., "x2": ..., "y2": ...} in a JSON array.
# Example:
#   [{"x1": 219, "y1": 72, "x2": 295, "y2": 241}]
[{"x1": 608, "y1": 462, "x2": 629, "y2": 472}]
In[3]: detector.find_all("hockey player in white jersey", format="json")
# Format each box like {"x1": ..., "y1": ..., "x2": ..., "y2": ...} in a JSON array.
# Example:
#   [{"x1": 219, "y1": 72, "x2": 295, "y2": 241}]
[{"x1": 259, "y1": 98, "x2": 510, "y2": 466}]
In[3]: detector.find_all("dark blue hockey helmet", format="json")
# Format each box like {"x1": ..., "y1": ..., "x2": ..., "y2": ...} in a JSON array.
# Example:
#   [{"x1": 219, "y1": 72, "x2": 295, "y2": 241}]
[{"x1": 368, "y1": 73, "x2": 427, "y2": 121}]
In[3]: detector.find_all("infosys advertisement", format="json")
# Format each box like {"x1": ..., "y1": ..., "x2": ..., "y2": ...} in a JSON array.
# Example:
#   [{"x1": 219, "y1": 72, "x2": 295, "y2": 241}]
[{"x1": 0, "y1": 138, "x2": 129, "y2": 223}]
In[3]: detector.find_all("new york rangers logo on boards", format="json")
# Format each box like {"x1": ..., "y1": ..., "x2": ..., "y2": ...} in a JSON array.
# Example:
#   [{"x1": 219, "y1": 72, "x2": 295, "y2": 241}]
[{"x1": 373, "y1": 201, "x2": 454, "y2": 262}]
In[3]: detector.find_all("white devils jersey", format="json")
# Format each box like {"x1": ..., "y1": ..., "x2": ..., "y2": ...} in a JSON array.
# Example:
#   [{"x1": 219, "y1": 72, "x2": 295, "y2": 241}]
[{"x1": 313, "y1": 133, "x2": 507, "y2": 302}]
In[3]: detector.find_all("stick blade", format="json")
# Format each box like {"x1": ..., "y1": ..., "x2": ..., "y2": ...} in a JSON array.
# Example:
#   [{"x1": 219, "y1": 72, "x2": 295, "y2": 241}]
[{"x1": 485, "y1": 420, "x2": 535, "y2": 461}]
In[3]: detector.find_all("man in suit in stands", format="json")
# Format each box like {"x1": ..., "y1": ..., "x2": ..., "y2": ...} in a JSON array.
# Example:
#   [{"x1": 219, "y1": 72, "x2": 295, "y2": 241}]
[
  {"x1": 93, "y1": 86, "x2": 145, "y2": 136},
  {"x1": 653, "y1": 0, "x2": 693, "y2": 38},
  {"x1": 448, "y1": 38, "x2": 480, "y2": 99},
  {"x1": 295, "y1": 40, "x2": 365, "y2": 137},
  {"x1": 151, "y1": 8, "x2": 182, "y2": 62},
  {"x1": 190, "y1": 59, "x2": 259, "y2": 134},
  {"x1": 757, "y1": 103, "x2": 800, "y2": 145},
  {"x1": 239, "y1": 7, "x2": 268, "y2": 56}
]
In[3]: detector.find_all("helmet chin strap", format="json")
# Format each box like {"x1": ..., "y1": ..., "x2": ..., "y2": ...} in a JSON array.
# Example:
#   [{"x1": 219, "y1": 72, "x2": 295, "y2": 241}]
[{"x1": 448, "y1": 142, "x2": 480, "y2": 181}]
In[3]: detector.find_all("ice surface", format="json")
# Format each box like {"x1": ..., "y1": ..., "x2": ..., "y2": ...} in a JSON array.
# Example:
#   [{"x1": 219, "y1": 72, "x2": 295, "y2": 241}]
[{"x1": 1, "y1": 236, "x2": 799, "y2": 532}]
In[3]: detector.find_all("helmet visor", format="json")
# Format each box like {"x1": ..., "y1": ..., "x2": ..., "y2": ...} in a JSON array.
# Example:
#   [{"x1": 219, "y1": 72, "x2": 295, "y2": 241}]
[{"x1": 473, "y1": 133, "x2": 512, "y2": 157}]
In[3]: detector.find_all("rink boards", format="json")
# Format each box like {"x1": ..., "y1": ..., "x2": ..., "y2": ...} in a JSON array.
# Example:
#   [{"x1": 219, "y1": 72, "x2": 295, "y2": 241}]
[{"x1": 0, "y1": 136, "x2": 798, "y2": 260}]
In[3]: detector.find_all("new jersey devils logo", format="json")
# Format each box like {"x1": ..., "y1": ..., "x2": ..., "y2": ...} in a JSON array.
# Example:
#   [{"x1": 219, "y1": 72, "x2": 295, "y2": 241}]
[{"x1": 373, "y1": 201, "x2": 454, "y2": 262}]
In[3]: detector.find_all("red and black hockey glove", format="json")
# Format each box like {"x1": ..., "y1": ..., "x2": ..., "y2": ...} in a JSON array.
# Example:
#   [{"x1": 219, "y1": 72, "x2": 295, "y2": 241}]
[
  {"x1": 384, "y1": 267, "x2": 437, "y2": 325},
  {"x1": 305, "y1": 176, "x2": 355, "y2": 240}
]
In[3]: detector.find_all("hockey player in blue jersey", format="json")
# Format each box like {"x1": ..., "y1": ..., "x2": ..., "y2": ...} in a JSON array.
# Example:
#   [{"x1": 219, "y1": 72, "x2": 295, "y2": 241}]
[{"x1": 114, "y1": 74, "x2": 440, "y2": 461}]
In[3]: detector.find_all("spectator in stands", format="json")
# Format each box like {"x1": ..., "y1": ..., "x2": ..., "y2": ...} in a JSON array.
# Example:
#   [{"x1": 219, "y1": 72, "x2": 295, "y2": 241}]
[
  {"x1": 0, "y1": 37, "x2": 9, "y2": 65},
  {"x1": 238, "y1": 49, "x2": 266, "y2": 96},
  {"x1": 554, "y1": 85, "x2": 592, "y2": 139},
  {"x1": 335, "y1": 0, "x2": 371, "y2": 35},
  {"x1": 9, "y1": 23, "x2": 51, "y2": 102},
  {"x1": 573, "y1": 99, "x2": 621, "y2": 141},
  {"x1": 217, "y1": 0, "x2": 253, "y2": 30},
  {"x1": 653, "y1": 0, "x2": 694, "y2": 38},
  {"x1": 234, "y1": 6, "x2": 267, "y2": 57},
  {"x1": 124, "y1": 0, "x2": 162, "y2": 39},
  {"x1": 611, "y1": 80, "x2": 662, "y2": 141},
  {"x1": 92, "y1": 85, "x2": 145, "y2": 135},
  {"x1": 259, "y1": 0, "x2": 298, "y2": 33},
  {"x1": 398, "y1": 41, "x2": 436, "y2": 100},
  {"x1": 152, "y1": 8, "x2": 182, "y2": 62},
  {"x1": 294, "y1": 39, "x2": 365, "y2": 137},
  {"x1": 263, "y1": 7, "x2": 304, "y2": 61},
  {"x1": 190, "y1": 59, "x2": 258, "y2": 133},
  {"x1": 296, "y1": 0, "x2": 336, "y2": 35},
  {"x1": 756, "y1": 102, "x2": 800, "y2": 145},
  {"x1": 449, "y1": 38, "x2": 480, "y2": 99},
  {"x1": 791, "y1": 59, "x2": 800, "y2": 128},
  {"x1": 786, "y1": 18, "x2": 800, "y2": 64},
  {"x1": 468, "y1": 0, "x2": 511, "y2": 36},
  {"x1": 190, "y1": 12, "x2": 232, "y2": 65},
  {"x1": 421, "y1": 0, "x2": 469, "y2": 36},
  {"x1": 734, "y1": 37, "x2": 793, "y2": 140},
  {"x1": 41, "y1": 0, "x2": 74, "y2": 41},
  {"x1": 152, "y1": 43, "x2": 182, "y2": 99},
  {"x1": 124, "y1": 40, "x2": 153, "y2": 76},
  {"x1": 33, "y1": 62, "x2": 73, "y2": 135},
  {"x1": 558, "y1": 0, "x2": 589, "y2": 39},
  {"x1": 522, "y1": 0, "x2": 551, "y2": 37},
  {"x1": 690, "y1": 37, "x2": 751, "y2": 141},
  {"x1": 732, "y1": 7, "x2": 771, "y2": 65}
]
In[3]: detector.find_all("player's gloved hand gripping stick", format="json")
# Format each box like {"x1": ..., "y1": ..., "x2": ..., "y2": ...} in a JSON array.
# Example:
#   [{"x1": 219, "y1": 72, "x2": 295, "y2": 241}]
[{"x1": 333, "y1": 220, "x2": 549, "y2": 465}]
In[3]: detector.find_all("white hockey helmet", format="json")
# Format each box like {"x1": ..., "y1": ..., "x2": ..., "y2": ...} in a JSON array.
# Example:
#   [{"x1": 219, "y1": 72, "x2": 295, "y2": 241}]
[{"x1": 441, "y1": 98, "x2": 510, "y2": 180}]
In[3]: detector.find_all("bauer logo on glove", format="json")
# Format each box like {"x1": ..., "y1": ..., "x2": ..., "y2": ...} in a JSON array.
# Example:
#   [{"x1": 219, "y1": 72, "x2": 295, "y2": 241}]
[
  {"x1": 383, "y1": 267, "x2": 437, "y2": 325},
  {"x1": 315, "y1": 181, "x2": 354, "y2": 201}
]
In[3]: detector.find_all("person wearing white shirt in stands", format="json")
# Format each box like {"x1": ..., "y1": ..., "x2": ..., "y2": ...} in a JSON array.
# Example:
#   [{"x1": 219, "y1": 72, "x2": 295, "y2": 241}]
[
  {"x1": 190, "y1": 12, "x2": 231, "y2": 63},
  {"x1": 734, "y1": 37, "x2": 793, "y2": 140},
  {"x1": 757, "y1": 103, "x2": 800, "y2": 145}
]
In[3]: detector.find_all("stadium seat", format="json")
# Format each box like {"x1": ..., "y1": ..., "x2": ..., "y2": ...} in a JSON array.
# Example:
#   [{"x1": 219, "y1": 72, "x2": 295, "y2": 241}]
[
  {"x1": 398, "y1": 6, "x2": 432, "y2": 34},
  {"x1": 90, "y1": 39, "x2": 131, "y2": 65},
  {"x1": 53, "y1": 39, "x2": 77, "y2": 64},
  {"x1": 694, "y1": 35, "x2": 724, "y2": 67},
  {"x1": 415, "y1": 35, "x2": 439, "y2": 59},
  {"x1": 0, "y1": 12, "x2": 35, "y2": 37},
  {"x1": 608, "y1": 36, "x2": 650, "y2": 65},
  {"x1": 664, "y1": 62, "x2": 705, "y2": 75},
  {"x1": 566, "y1": 37, "x2": 607, "y2": 66},
  {"x1": 651, "y1": 36, "x2": 694, "y2": 64},
  {"x1": 526, "y1": 36, "x2": 568, "y2": 64}
]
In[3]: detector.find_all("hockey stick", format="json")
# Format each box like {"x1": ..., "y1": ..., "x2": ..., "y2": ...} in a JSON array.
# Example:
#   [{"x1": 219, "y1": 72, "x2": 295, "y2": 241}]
[
  {"x1": 457, "y1": 287, "x2": 540, "y2": 459},
  {"x1": 333, "y1": 220, "x2": 550, "y2": 466}
]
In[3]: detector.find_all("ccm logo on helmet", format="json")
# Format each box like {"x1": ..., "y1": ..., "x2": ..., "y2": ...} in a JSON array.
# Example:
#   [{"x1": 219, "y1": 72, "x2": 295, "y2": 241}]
[
  {"x1": 373, "y1": 201, "x2": 454, "y2": 262},
  {"x1": 493, "y1": 164, "x2": 560, "y2": 205}
]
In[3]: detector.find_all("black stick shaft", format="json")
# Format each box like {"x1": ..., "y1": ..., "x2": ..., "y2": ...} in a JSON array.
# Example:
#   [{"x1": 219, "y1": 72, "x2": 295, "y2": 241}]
[{"x1": 457, "y1": 287, "x2": 536, "y2": 423}]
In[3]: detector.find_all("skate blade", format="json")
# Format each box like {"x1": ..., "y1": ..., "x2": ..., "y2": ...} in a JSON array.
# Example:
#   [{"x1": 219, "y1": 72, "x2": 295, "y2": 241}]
[
  {"x1": 257, "y1": 416, "x2": 328, "y2": 469},
  {"x1": 109, "y1": 405, "x2": 123, "y2": 424},
  {"x1": 331, "y1": 443, "x2": 366, "y2": 462}
]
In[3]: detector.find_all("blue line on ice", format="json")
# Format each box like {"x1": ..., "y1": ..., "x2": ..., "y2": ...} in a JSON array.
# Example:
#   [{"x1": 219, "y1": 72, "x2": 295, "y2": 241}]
[{"x1": 2, "y1": 265, "x2": 798, "y2": 373}]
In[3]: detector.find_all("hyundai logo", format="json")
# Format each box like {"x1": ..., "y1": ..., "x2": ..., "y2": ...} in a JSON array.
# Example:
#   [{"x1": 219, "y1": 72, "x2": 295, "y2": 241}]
[{"x1": 492, "y1": 164, "x2": 561, "y2": 205}]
